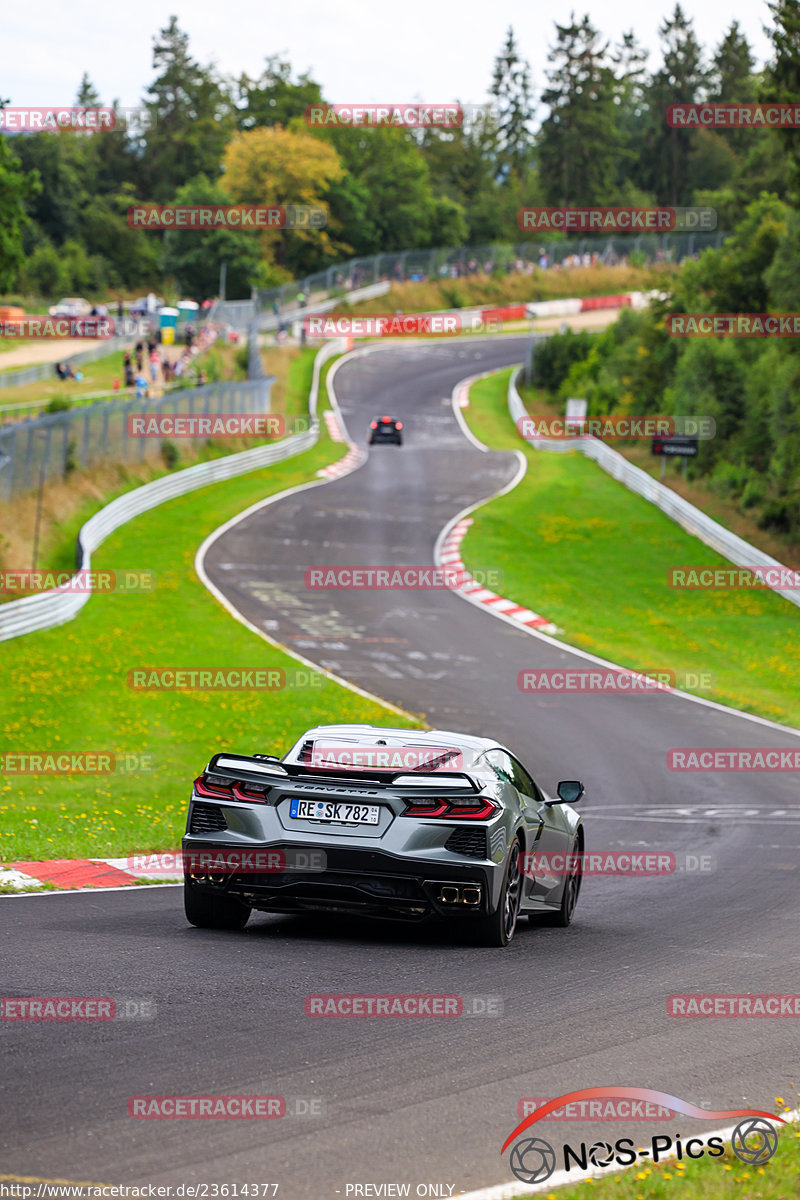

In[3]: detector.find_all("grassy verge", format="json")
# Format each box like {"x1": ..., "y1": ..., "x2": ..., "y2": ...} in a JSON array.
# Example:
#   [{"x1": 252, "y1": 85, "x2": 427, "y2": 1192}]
[
  {"x1": 523, "y1": 1116, "x2": 799, "y2": 1199},
  {"x1": 459, "y1": 370, "x2": 800, "y2": 727},
  {"x1": 517, "y1": 378, "x2": 800, "y2": 570},
  {"x1": 0, "y1": 359, "x2": 419, "y2": 863}
]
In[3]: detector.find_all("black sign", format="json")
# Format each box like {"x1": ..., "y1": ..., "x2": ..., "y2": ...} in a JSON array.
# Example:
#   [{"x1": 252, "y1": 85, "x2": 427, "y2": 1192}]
[{"x1": 651, "y1": 435, "x2": 698, "y2": 457}]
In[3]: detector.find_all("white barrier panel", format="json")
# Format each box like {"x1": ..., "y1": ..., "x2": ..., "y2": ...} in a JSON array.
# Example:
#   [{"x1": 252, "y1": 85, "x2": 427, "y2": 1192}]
[
  {"x1": 507, "y1": 367, "x2": 800, "y2": 612},
  {"x1": 0, "y1": 339, "x2": 347, "y2": 642}
]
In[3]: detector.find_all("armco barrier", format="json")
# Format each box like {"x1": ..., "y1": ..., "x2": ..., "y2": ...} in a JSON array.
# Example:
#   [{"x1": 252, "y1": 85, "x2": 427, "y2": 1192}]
[
  {"x1": 0, "y1": 338, "x2": 347, "y2": 642},
  {"x1": 508, "y1": 367, "x2": 800, "y2": 612}
]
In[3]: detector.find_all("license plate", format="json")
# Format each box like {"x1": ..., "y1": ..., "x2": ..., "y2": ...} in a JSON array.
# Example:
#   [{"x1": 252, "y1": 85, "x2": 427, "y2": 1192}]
[{"x1": 289, "y1": 798, "x2": 381, "y2": 825}]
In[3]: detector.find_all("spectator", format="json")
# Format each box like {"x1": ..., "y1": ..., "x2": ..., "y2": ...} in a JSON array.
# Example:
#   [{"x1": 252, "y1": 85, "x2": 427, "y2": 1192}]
[
  {"x1": 161, "y1": 356, "x2": 172, "y2": 383},
  {"x1": 135, "y1": 373, "x2": 148, "y2": 398},
  {"x1": 149, "y1": 348, "x2": 159, "y2": 385},
  {"x1": 196, "y1": 369, "x2": 207, "y2": 386},
  {"x1": 185, "y1": 324, "x2": 194, "y2": 349},
  {"x1": 135, "y1": 341, "x2": 144, "y2": 372},
  {"x1": 55, "y1": 362, "x2": 67, "y2": 380},
  {"x1": 124, "y1": 361, "x2": 135, "y2": 388},
  {"x1": 117, "y1": 300, "x2": 124, "y2": 322}
]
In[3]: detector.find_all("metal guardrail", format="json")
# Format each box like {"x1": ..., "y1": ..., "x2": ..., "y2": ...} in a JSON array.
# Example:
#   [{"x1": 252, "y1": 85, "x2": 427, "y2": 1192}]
[
  {"x1": 0, "y1": 338, "x2": 347, "y2": 642},
  {"x1": 507, "y1": 367, "x2": 800, "y2": 611}
]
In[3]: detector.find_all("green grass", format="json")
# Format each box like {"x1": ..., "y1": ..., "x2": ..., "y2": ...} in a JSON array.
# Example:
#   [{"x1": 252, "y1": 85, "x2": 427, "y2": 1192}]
[
  {"x1": 459, "y1": 370, "x2": 800, "y2": 728},
  {"x1": 521, "y1": 1116, "x2": 800, "y2": 1198},
  {"x1": 0, "y1": 362, "x2": 420, "y2": 863}
]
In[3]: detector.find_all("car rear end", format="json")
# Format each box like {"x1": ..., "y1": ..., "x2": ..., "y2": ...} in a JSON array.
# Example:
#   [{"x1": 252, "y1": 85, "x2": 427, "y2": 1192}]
[
  {"x1": 368, "y1": 417, "x2": 402, "y2": 445},
  {"x1": 182, "y1": 751, "x2": 514, "y2": 923}
]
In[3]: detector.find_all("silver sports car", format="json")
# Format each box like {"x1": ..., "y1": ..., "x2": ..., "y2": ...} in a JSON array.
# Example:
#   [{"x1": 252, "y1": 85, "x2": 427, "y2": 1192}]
[{"x1": 182, "y1": 724, "x2": 585, "y2": 946}]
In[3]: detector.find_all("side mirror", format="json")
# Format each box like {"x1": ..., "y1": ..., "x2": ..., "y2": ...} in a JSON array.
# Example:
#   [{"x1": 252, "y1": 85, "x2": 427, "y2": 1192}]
[{"x1": 555, "y1": 780, "x2": 584, "y2": 805}]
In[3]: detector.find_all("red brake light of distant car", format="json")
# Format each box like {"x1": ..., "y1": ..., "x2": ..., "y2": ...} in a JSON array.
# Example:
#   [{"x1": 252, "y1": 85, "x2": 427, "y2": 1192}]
[
  {"x1": 395, "y1": 422, "x2": 403, "y2": 429},
  {"x1": 370, "y1": 421, "x2": 377, "y2": 429},
  {"x1": 402, "y1": 796, "x2": 497, "y2": 820}
]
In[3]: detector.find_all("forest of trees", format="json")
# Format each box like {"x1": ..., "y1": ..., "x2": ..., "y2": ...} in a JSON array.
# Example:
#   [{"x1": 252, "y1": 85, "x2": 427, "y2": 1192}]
[
  {"x1": 3, "y1": 2, "x2": 800, "y2": 540},
  {"x1": 0, "y1": 4, "x2": 796, "y2": 300}
]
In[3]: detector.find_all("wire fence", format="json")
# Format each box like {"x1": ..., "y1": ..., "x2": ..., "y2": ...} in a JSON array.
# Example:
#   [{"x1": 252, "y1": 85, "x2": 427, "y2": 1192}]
[
  {"x1": 0, "y1": 378, "x2": 273, "y2": 501},
  {"x1": 210, "y1": 231, "x2": 725, "y2": 331}
]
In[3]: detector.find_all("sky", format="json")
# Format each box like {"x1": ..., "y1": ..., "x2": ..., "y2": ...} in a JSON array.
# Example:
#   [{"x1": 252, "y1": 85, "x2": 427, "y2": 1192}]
[{"x1": 2, "y1": 0, "x2": 777, "y2": 113}]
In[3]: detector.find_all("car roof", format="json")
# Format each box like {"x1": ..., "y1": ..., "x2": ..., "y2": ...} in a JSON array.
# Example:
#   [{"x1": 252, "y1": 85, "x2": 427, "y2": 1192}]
[{"x1": 285, "y1": 723, "x2": 510, "y2": 767}]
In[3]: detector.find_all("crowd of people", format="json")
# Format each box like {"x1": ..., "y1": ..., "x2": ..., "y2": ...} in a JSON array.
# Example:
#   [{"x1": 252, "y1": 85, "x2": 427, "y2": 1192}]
[{"x1": 121, "y1": 323, "x2": 219, "y2": 399}]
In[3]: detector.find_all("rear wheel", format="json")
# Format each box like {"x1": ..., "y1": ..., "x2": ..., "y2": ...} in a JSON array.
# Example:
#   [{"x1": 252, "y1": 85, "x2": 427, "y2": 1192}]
[
  {"x1": 473, "y1": 841, "x2": 522, "y2": 947},
  {"x1": 184, "y1": 880, "x2": 251, "y2": 930},
  {"x1": 548, "y1": 835, "x2": 582, "y2": 927}
]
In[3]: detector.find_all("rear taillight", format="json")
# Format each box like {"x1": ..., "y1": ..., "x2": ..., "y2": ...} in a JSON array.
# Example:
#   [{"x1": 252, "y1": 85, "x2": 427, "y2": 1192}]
[
  {"x1": 402, "y1": 796, "x2": 497, "y2": 820},
  {"x1": 396, "y1": 422, "x2": 403, "y2": 430},
  {"x1": 193, "y1": 774, "x2": 270, "y2": 803},
  {"x1": 370, "y1": 421, "x2": 377, "y2": 429},
  {"x1": 194, "y1": 774, "x2": 233, "y2": 799}
]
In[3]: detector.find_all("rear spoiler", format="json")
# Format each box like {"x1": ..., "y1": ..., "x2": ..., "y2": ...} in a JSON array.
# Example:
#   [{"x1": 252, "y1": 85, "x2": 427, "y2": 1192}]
[{"x1": 205, "y1": 752, "x2": 480, "y2": 791}]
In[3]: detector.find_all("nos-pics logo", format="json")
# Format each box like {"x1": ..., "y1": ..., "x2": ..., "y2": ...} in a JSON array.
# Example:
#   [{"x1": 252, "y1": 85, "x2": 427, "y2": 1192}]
[{"x1": 502, "y1": 1087, "x2": 784, "y2": 1185}]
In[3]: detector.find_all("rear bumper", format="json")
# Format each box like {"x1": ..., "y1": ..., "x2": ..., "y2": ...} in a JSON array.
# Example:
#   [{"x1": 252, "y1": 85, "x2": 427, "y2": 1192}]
[{"x1": 182, "y1": 841, "x2": 496, "y2": 921}]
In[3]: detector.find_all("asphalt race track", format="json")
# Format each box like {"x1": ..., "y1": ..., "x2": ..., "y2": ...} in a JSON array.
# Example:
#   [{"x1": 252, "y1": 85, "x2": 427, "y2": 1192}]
[{"x1": 4, "y1": 336, "x2": 800, "y2": 1195}]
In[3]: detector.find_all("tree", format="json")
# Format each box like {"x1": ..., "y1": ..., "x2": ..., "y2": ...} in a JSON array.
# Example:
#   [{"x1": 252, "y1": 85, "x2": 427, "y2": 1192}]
[
  {"x1": 141, "y1": 16, "x2": 235, "y2": 200},
  {"x1": 638, "y1": 6, "x2": 707, "y2": 205},
  {"x1": 222, "y1": 125, "x2": 344, "y2": 272},
  {"x1": 763, "y1": 0, "x2": 800, "y2": 202},
  {"x1": 236, "y1": 56, "x2": 324, "y2": 130},
  {"x1": 162, "y1": 176, "x2": 261, "y2": 297},
  {"x1": 489, "y1": 27, "x2": 535, "y2": 182},
  {"x1": 536, "y1": 14, "x2": 620, "y2": 205},
  {"x1": 75, "y1": 73, "x2": 102, "y2": 108}
]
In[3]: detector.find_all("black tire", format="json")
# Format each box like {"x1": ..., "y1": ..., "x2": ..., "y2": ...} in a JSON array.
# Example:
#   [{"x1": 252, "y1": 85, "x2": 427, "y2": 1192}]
[
  {"x1": 184, "y1": 881, "x2": 251, "y2": 930},
  {"x1": 473, "y1": 841, "x2": 522, "y2": 947},
  {"x1": 548, "y1": 835, "x2": 583, "y2": 927}
]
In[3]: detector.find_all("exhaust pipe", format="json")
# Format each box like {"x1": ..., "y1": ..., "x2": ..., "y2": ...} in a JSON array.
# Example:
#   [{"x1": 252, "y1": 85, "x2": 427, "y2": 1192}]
[{"x1": 437, "y1": 884, "x2": 482, "y2": 906}]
